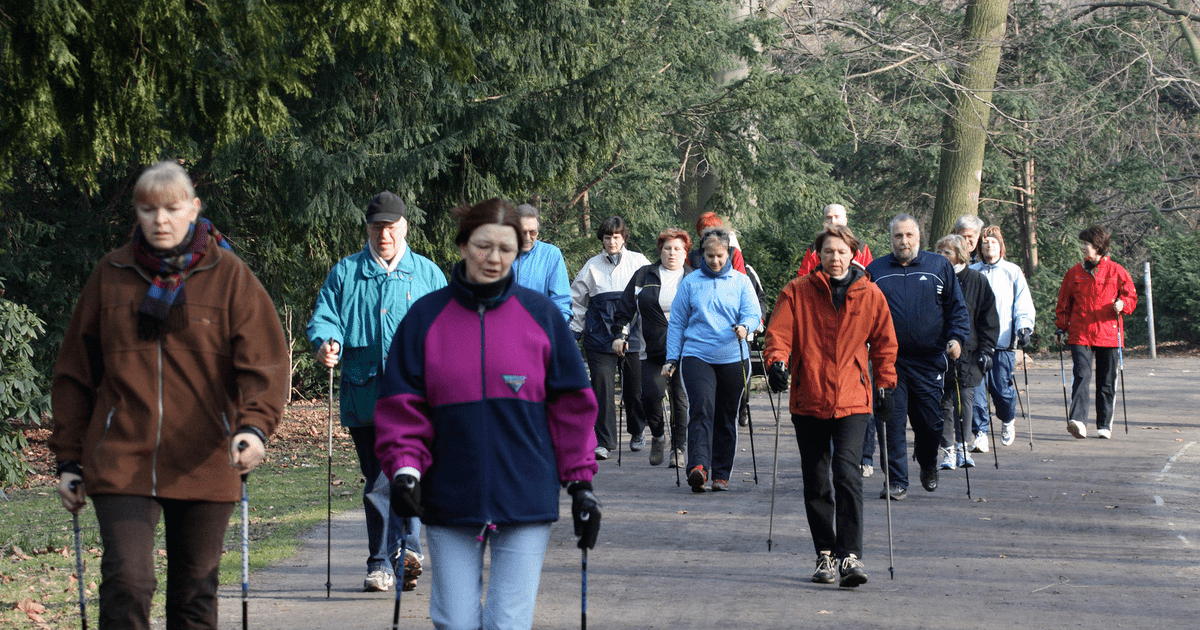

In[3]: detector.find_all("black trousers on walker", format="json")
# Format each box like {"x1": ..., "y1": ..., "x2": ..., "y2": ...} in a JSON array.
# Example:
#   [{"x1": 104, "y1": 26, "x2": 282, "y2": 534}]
[{"x1": 793, "y1": 413, "x2": 869, "y2": 559}]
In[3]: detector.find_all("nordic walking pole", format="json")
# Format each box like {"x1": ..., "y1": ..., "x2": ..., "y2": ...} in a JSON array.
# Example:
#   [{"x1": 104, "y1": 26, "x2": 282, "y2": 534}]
[
  {"x1": 762, "y1": 354, "x2": 782, "y2": 551},
  {"x1": 392, "y1": 522, "x2": 408, "y2": 630},
  {"x1": 69, "y1": 480, "x2": 87, "y2": 630},
  {"x1": 878, "y1": 410, "x2": 895, "y2": 579},
  {"x1": 737, "y1": 331, "x2": 758, "y2": 484},
  {"x1": 1118, "y1": 315, "x2": 1129, "y2": 434},
  {"x1": 326, "y1": 366, "x2": 334, "y2": 598},
  {"x1": 238, "y1": 441, "x2": 250, "y2": 630},
  {"x1": 1058, "y1": 341, "x2": 1071, "y2": 422},
  {"x1": 953, "y1": 362, "x2": 971, "y2": 499},
  {"x1": 985, "y1": 383, "x2": 999, "y2": 469},
  {"x1": 1022, "y1": 348, "x2": 1032, "y2": 446},
  {"x1": 580, "y1": 515, "x2": 589, "y2": 630},
  {"x1": 617, "y1": 355, "x2": 624, "y2": 467},
  {"x1": 1013, "y1": 368, "x2": 1031, "y2": 451}
]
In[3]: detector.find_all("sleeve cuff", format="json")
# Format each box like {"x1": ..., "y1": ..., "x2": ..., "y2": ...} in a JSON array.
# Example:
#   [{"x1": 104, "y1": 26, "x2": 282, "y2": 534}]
[
  {"x1": 395, "y1": 467, "x2": 421, "y2": 482},
  {"x1": 234, "y1": 425, "x2": 268, "y2": 446}
]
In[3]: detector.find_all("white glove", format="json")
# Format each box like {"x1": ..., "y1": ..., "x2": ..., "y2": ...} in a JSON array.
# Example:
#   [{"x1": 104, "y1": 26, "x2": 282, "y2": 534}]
[
  {"x1": 58, "y1": 472, "x2": 86, "y2": 514},
  {"x1": 611, "y1": 338, "x2": 627, "y2": 357},
  {"x1": 1114, "y1": 299, "x2": 1124, "y2": 314},
  {"x1": 230, "y1": 433, "x2": 266, "y2": 472}
]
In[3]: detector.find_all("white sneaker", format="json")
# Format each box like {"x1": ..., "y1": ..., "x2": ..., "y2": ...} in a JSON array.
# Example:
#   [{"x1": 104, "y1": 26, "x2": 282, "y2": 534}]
[
  {"x1": 861, "y1": 464, "x2": 874, "y2": 478},
  {"x1": 364, "y1": 570, "x2": 395, "y2": 592},
  {"x1": 1097, "y1": 428, "x2": 1112, "y2": 439},
  {"x1": 938, "y1": 446, "x2": 957, "y2": 470},
  {"x1": 972, "y1": 433, "x2": 990, "y2": 453},
  {"x1": 1000, "y1": 421, "x2": 1016, "y2": 446},
  {"x1": 1067, "y1": 420, "x2": 1087, "y2": 439}
]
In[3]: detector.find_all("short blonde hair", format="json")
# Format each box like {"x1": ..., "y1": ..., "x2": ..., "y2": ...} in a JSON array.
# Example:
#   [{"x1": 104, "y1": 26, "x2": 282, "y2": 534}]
[
  {"x1": 133, "y1": 161, "x2": 196, "y2": 206},
  {"x1": 935, "y1": 234, "x2": 969, "y2": 265}
]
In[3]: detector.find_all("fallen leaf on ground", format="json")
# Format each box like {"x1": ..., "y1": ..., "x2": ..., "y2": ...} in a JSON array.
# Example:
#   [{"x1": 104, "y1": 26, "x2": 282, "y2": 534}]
[
  {"x1": 677, "y1": 510, "x2": 688, "y2": 515},
  {"x1": 17, "y1": 598, "x2": 47, "y2": 622},
  {"x1": 1106, "y1": 505, "x2": 1119, "y2": 509}
]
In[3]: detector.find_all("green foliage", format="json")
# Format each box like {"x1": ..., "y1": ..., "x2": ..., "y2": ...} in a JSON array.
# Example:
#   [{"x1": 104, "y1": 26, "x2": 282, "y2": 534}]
[
  {"x1": 1139, "y1": 231, "x2": 1200, "y2": 344},
  {"x1": 0, "y1": 279, "x2": 48, "y2": 487}
]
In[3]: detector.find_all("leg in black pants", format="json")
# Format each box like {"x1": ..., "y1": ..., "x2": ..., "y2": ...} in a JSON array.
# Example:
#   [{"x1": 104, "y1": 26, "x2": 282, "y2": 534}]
[
  {"x1": 793, "y1": 414, "x2": 869, "y2": 559},
  {"x1": 587, "y1": 351, "x2": 619, "y2": 451},
  {"x1": 1093, "y1": 346, "x2": 1119, "y2": 431},
  {"x1": 622, "y1": 353, "x2": 646, "y2": 443}
]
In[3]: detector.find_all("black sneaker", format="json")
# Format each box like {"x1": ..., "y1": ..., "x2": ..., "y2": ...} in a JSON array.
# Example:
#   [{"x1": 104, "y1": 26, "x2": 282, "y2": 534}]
[
  {"x1": 878, "y1": 485, "x2": 907, "y2": 500},
  {"x1": 920, "y1": 466, "x2": 938, "y2": 492},
  {"x1": 838, "y1": 555, "x2": 868, "y2": 587},
  {"x1": 812, "y1": 553, "x2": 836, "y2": 583}
]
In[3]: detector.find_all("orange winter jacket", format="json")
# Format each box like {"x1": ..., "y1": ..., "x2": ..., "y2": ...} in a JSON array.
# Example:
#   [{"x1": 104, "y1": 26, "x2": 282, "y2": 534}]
[
  {"x1": 765, "y1": 268, "x2": 898, "y2": 419},
  {"x1": 1055, "y1": 257, "x2": 1137, "y2": 348},
  {"x1": 50, "y1": 238, "x2": 289, "y2": 502}
]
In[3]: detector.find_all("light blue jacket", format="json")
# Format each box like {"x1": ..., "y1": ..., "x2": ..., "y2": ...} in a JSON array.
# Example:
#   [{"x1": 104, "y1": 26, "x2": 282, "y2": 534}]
[
  {"x1": 665, "y1": 260, "x2": 762, "y2": 365},
  {"x1": 971, "y1": 257, "x2": 1036, "y2": 349},
  {"x1": 512, "y1": 240, "x2": 572, "y2": 321},
  {"x1": 307, "y1": 244, "x2": 447, "y2": 427}
]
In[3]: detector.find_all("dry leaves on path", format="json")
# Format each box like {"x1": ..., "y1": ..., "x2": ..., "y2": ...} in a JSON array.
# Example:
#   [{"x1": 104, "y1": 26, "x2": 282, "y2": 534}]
[{"x1": 15, "y1": 597, "x2": 46, "y2": 623}]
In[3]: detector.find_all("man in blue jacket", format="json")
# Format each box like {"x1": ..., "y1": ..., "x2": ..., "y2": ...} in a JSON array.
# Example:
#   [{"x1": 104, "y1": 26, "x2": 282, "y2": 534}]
[
  {"x1": 307, "y1": 191, "x2": 447, "y2": 592},
  {"x1": 866, "y1": 214, "x2": 970, "y2": 499},
  {"x1": 512, "y1": 203, "x2": 572, "y2": 321}
]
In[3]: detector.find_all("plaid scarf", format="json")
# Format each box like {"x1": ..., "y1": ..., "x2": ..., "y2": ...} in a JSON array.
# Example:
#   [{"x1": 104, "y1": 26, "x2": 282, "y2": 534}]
[{"x1": 133, "y1": 218, "x2": 231, "y2": 339}]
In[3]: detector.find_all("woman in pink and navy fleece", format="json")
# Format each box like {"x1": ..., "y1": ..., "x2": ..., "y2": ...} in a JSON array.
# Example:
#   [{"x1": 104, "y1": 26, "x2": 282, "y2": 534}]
[{"x1": 374, "y1": 198, "x2": 600, "y2": 630}]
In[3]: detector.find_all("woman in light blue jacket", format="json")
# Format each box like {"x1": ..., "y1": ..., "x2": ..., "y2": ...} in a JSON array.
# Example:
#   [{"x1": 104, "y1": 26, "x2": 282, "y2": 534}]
[{"x1": 664, "y1": 228, "x2": 761, "y2": 492}]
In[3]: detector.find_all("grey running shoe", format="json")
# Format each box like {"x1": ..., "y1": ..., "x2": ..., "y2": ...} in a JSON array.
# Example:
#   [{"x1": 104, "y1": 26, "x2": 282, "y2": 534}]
[
  {"x1": 363, "y1": 570, "x2": 394, "y2": 592},
  {"x1": 1000, "y1": 421, "x2": 1016, "y2": 446},
  {"x1": 649, "y1": 436, "x2": 666, "y2": 466},
  {"x1": 878, "y1": 485, "x2": 907, "y2": 500},
  {"x1": 669, "y1": 448, "x2": 684, "y2": 468},
  {"x1": 630, "y1": 433, "x2": 646, "y2": 452},
  {"x1": 594, "y1": 446, "x2": 610, "y2": 460},
  {"x1": 812, "y1": 553, "x2": 836, "y2": 584},
  {"x1": 838, "y1": 555, "x2": 868, "y2": 587}
]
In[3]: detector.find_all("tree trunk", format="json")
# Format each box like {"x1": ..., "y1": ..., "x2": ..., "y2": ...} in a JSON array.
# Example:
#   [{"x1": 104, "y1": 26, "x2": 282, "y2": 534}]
[
  {"x1": 1017, "y1": 152, "x2": 1038, "y2": 275},
  {"x1": 929, "y1": 0, "x2": 1011, "y2": 239}
]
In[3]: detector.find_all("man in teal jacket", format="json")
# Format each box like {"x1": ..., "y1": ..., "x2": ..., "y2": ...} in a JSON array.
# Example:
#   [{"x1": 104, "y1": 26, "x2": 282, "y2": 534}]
[{"x1": 307, "y1": 192, "x2": 447, "y2": 592}]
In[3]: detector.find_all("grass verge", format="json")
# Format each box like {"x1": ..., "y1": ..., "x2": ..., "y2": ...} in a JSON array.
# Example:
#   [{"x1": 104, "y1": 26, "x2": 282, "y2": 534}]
[{"x1": 2, "y1": 402, "x2": 362, "y2": 629}]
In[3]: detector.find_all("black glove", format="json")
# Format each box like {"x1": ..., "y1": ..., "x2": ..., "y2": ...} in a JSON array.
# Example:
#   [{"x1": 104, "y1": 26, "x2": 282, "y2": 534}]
[
  {"x1": 567, "y1": 481, "x2": 601, "y2": 550},
  {"x1": 873, "y1": 387, "x2": 894, "y2": 421},
  {"x1": 1016, "y1": 328, "x2": 1032, "y2": 348},
  {"x1": 390, "y1": 473, "x2": 423, "y2": 518},
  {"x1": 767, "y1": 361, "x2": 789, "y2": 393},
  {"x1": 978, "y1": 352, "x2": 993, "y2": 376},
  {"x1": 1054, "y1": 328, "x2": 1066, "y2": 346}
]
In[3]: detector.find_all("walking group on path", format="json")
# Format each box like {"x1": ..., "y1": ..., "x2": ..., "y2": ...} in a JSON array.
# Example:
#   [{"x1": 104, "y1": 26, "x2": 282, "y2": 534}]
[{"x1": 46, "y1": 160, "x2": 1141, "y2": 630}]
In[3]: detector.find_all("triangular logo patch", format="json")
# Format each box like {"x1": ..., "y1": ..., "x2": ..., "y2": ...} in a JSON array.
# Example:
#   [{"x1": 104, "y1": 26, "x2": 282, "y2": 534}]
[{"x1": 502, "y1": 374, "x2": 527, "y2": 394}]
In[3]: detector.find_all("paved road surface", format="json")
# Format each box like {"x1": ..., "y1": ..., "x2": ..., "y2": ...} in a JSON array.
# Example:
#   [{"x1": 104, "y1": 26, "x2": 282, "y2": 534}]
[{"x1": 219, "y1": 356, "x2": 1199, "y2": 629}]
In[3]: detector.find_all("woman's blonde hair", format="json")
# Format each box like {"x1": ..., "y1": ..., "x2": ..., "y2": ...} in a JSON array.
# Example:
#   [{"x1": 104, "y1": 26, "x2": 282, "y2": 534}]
[
  {"x1": 133, "y1": 161, "x2": 197, "y2": 206},
  {"x1": 935, "y1": 234, "x2": 969, "y2": 265}
]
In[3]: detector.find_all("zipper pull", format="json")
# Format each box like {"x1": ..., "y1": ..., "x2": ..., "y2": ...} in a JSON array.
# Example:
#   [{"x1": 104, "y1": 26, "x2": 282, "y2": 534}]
[{"x1": 477, "y1": 521, "x2": 497, "y2": 541}]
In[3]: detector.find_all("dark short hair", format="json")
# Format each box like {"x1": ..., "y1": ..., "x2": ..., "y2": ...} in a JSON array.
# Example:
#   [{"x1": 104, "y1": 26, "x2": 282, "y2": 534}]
[
  {"x1": 597, "y1": 216, "x2": 629, "y2": 241},
  {"x1": 657, "y1": 227, "x2": 691, "y2": 252},
  {"x1": 813, "y1": 225, "x2": 860, "y2": 257},
  {"x1": 453, "y1": 198, "x2": 526, "y2": 251},
  {"x1": 1078, "y1": 225, "x2": 1110, "y2": 257},
  {"x1": 699, "y1": 227, "x2": 731, "y2": 251}
]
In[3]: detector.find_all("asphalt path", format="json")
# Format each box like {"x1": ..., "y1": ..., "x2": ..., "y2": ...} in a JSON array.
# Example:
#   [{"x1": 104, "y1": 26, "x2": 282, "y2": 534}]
[{"x1": 218, "y1": 355, "x2": 1199, "y2": 629}]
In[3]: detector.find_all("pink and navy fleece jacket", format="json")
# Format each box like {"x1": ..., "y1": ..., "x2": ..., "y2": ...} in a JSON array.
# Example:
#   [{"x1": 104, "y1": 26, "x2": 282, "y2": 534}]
[{"x1": 374, "y1": 265, "x2": 598, "y2": 527}]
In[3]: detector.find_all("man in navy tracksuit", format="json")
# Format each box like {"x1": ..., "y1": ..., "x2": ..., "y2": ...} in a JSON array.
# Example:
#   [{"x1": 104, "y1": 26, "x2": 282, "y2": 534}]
[{"x1": 866, "y1": 214, "x2": 970, "y2": 499}]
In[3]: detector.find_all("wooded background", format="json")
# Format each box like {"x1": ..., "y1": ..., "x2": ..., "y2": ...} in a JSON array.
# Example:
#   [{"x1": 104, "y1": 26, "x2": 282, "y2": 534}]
[{"x1": 4, "y1": 0, "x2": 1200, "y2": 434}]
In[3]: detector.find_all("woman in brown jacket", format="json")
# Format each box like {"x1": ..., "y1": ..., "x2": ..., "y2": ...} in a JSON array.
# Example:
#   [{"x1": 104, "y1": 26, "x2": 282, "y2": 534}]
[
  {"x1": 764, "y1": 225, "x2": 898, "y2": 588},
  {"x1": 50, "y1": 161, "x2": 289, "y2": 630}
]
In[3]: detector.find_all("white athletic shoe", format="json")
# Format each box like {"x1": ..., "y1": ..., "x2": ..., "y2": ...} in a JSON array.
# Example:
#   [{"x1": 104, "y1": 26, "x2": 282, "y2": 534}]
[
  {"x1": 364, "y1": 570, "x2": 395, "y2": 592},
  {"x1": 1000, "y1": 421, "x2": 1016, "y2": 446},
  {"x1": 1067, "y1": 420, "x2": 1087, "y2": 439},
  {"x1": 938, "y1": 446, "x2": 957, "y2": 470},
  {"x1": 1097, "y1": 428, "x2": 1112, "y2": 439},
  {"x1": 972, "y1": 432, "x2": 990, "y2": 453}
]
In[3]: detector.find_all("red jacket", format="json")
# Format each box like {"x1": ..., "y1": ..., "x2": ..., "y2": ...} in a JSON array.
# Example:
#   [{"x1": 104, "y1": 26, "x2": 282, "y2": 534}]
[
  {"x1": 1055, "y1": 257, "x2": 1137, "y2": 347},
  {"x1": 796, "y1": 243, "x2": 873, "y2": 277},
  {"x1": 765, "y1": 268, "x2": 897, "y2": 418}
]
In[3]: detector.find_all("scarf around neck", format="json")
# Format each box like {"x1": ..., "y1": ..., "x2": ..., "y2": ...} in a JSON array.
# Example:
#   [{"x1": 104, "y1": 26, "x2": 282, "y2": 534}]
[{"x1": 133, "y1": 218, "x2": 231, "y2": 339}]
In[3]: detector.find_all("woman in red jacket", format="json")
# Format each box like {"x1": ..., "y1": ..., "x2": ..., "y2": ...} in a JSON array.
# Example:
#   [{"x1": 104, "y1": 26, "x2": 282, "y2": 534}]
[
  {"x1": 764, "y1": 225, "x2": 898, "y2": 588},
  {"x1": 1055, "y1": 225, "x2": 1137, "y2": 440}
]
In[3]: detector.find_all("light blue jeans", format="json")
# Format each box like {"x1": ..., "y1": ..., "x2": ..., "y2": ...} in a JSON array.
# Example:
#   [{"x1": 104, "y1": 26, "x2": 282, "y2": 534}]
[
  {"x1": 426, "y1": 522, "x2": 552, "y2": 630},
  {"x1": 972, "y1": 349, "x2": 1017, "y2": 434},
  {"x1": 349, "y1": 426, "x2": 421, "y2": 575}
]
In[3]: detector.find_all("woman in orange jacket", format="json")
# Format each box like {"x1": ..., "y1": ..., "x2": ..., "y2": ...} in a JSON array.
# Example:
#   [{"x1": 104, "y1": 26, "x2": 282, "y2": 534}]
[
  {"x1": 764, "y1": 225, "x2": 898, "y2": 588},
  {"x1": 1055, "y1": 225, "x2": 1137, "y2": 440}
]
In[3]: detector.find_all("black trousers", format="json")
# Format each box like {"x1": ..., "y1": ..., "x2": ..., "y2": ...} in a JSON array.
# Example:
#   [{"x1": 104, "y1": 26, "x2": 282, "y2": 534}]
[
  {"x1": 681, "y1": 356, "x2": 746, "y2": 482},
  {"x1": 587, "y1": 350, "x2": 645, "y2": 450},
  {"x1": 93, "y1": 494, "x2": 234, "y2": 630},
  {"x1": 1069, "y1": 345, "x2": 1119, "y2": 430},
  {"x1": 794, "y1": 413, "x2": 869, "y2": 559},
  {"x1": 640, "y1": 358, "x2": 689, "y2": 449}
]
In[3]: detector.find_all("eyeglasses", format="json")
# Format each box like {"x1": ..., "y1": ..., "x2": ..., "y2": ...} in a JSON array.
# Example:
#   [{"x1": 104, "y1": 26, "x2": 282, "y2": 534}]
[{"x1": 524, "y1": 229, "x2": 539, "y2": 238}]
